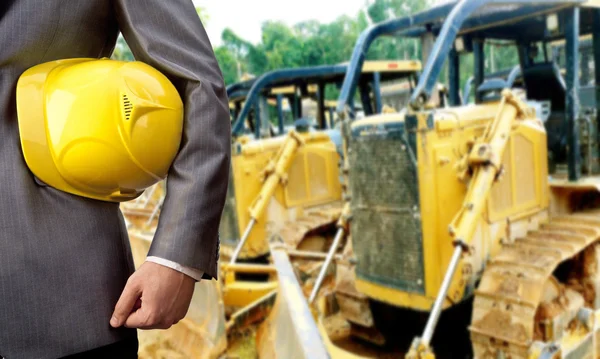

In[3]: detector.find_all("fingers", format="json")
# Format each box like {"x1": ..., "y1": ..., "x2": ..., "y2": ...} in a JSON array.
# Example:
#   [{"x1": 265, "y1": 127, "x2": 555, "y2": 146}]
[
  {"x1": 111, "y1": 261, "x2": 196, "y2": 330},
  {"x1": 124, "y1": 306, "x2": 177, "y2": 330},
  {"x1": 110, "y1": 277, "x2": 142, "y2": 328},
  {"x1": 124, "y1": 307, "x2": 152, "y2": 329}
]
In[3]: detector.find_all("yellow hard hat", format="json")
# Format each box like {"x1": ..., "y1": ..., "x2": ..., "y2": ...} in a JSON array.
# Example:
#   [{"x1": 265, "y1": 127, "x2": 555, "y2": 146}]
[{"x1": 16, "y1": 58, "x2": 184, "y2": 202}]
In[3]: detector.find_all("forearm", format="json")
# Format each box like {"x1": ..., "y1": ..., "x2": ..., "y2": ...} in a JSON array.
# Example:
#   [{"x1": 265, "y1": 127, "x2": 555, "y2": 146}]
[{"x1": 114, "y1": 0, "x2": 231, "y2": 279}]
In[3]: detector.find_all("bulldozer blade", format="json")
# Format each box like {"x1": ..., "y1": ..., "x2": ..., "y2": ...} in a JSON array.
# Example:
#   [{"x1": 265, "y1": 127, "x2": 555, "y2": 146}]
[
  {"x1": 129, "y1": 232, "x2": 228, "y2": 359},
  {"x1": 256, "y1": 247, "x2": 330, "y2": 359},
  {"x1": 226, "y1": 290, "x2": 277, "y2": 333}
]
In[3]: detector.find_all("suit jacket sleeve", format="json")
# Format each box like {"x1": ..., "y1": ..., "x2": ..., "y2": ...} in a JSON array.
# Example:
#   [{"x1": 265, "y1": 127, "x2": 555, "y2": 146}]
[{"x1": 113, "y1": 0, "x2": 231, "y2": 280}]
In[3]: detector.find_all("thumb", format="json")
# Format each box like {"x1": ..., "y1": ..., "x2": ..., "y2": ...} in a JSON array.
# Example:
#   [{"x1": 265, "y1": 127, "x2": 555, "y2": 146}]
[
  {"x1": 111, "y1": 278, "x2": 142, "y2": 327},
  {"x1": 124, "y1": 305, "x2": 151, "y2": 329}
]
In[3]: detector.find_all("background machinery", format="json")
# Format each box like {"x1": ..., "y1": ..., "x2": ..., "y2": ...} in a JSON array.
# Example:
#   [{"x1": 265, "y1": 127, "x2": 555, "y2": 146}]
[
  {"x1": 255, "y1": 0, "x2": 600, "y2": 358},
  {"x1": 220, "y1": 61, "x2": 423, "y2": 323},
  {"x1": 327, "y1": 0, "x2": 600, "y2": 358}
]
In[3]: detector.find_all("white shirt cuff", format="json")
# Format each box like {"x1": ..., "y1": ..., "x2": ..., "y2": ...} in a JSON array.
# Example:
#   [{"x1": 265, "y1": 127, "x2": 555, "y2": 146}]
[{"x1": 146, "y1": 256, "x2": 204, "y2": 281}]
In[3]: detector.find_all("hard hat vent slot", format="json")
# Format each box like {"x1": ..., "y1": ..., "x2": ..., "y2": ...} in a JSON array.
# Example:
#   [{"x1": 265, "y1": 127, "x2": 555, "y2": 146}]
[{"x1": 123, "y1": 94, "x2": 133, "y2": 121}]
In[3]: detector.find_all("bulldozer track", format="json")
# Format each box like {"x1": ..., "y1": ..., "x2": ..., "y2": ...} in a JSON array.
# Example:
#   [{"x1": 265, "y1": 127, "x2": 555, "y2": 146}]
[{"x1": 470, "y1": 209, "x2": 600, "y2": 358}]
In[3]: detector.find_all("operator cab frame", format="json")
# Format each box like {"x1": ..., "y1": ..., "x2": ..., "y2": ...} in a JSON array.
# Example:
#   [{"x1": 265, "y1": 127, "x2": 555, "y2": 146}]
[
  {"x1": 230, "y1": 60, "x2": 422, "y2": 140},
  {"x1": 338, "y1": 0, "x2": 600, "y2": 182}
]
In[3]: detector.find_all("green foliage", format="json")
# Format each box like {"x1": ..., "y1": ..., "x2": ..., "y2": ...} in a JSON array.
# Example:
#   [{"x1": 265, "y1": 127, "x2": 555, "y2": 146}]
[
  {"x1": 195, "y1": 5, "x2": 209, "y2": 24},
  {"x1": 111, "y1": 34, "x2": 134, "y2": 62},
  {"x1": 110, "y1": 0, "x2": 524, "y2": 104},
  {"x1": 214, "y1": 47, "x2": 238, "y2": 85},
  {"x1": 214, "y1": 0, "x2": 437, "y2": 86}
]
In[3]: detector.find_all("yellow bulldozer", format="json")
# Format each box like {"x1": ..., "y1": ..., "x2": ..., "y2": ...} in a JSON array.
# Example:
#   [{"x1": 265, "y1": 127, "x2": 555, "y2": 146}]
[
  {"x1": 258, "y1": 0, "x2": 600, "y2": 358},
  {"x1": 220, "y1": 60, "x2": 422, "y2": 325}
]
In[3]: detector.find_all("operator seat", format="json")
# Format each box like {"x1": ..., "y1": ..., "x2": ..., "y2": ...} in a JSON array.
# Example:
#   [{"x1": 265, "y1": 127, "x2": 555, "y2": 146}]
[{"x1": 521, "y1": 62, "x2": 567, "y2": 165}]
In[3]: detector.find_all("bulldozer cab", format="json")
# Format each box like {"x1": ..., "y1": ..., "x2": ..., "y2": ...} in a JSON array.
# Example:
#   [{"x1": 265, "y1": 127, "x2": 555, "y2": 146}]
[{"x1": 462, "y1": 65, "x2": 523, "y2": 104}]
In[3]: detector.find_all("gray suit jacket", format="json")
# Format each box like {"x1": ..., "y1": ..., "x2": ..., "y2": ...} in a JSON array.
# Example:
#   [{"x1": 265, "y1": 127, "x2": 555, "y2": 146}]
[{"x1": 0, "y1": 1, "x2": 230, "y2": 358}]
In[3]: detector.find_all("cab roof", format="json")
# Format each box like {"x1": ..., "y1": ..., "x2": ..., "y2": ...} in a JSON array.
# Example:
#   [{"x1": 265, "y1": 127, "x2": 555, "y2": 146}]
[
  {"x1": 227, "y1": 60, "x2": 419, "y2": 106},
  {"x1": 336, "y1": 0, "x2": 595, "y2": 115},
  {"x1": 231, "y1": 60, "x2": 421, "y2": 135}
]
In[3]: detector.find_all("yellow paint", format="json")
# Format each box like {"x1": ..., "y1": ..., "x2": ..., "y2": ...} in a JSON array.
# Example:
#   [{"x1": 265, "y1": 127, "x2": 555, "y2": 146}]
[
  {"x1": 231, "y1": 131, "x2": 342, "y2": 258},
  {"x1": 248, "y1": 132, "x2": 305, "y2": 220},
  {"x1": 221, "y1": 263, "x2": 277, "y2": 274},
  {"x1": 316, "y1": 317, "x2": 377, "y2": 359},
  {"x1": 355, "y1": 277, "x2": 436, "y2": 310},
  {"x1": 270, "y1": 84, "x2": 318, "y2": 95},
  {"x1": 358, "y1": 60, "x2": 422, "y2": 73},
  {"x1": 17, "y1": 58, "x2": 183, "y2": 202},
  {"x1": 222, "y1": 280, "x2": 278, "y2": 309},
  {"x1": 221, "y1": 263, "x2": 278, "y2": 308},
  {"x1": 583, "y1": 0, "x2": 600, "y2": 8}
]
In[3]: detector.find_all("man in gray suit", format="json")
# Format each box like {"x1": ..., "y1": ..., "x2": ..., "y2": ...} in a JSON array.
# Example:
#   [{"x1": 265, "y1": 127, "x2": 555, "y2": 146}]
[{"x1": 0, "y1": 1, "x2": 230, "y2": 358}]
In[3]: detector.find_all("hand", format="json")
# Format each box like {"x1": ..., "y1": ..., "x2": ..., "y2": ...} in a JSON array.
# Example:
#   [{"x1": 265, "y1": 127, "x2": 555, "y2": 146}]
[{"x1": 110, "y1": 261, "x2": 196, "y2": 329}]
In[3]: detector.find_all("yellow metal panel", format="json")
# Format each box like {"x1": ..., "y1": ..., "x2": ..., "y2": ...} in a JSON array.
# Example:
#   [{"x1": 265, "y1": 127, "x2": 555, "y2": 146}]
[
  {"x1": 222, "y1": 281, "x2": 278, "y2": 309},
  {"x1": 489, "y1": 145, "x2": 514, "y2": 215},
  {"x1": 286, "y1": 154, "x2": 309, "y2": 203},
  {"x1": 355, "y1": 278, "x2": 436, "y2": 311},
  {"x1": 307, "y1": 152, "x2": 330, "y2": 197},
  {"x1": 583, "y1": 0, "x2": 600, "y2": 7},
  {"x1": 284, "y1": 141, "x2": 342, "y2": 208},
  {"x1": 416, "y1": 111, "x2": 469, "y2": 303},
  {"x1": 231, "y1": 132, "x2": 342, "y2": 258},
  {"x1": 488, "y1": 122, "x2": 548, "y2": 222},
  {"x1": 355, "y1": 99, "x2": 550, "y2": 310},
  {"x1": 270, "y1": 85, "x2": 297, "y2": 95},
  {"x1": 359, "y1": 60, "x2": 422, "y2": 73},
  {"x1": 513, "y1": 135, "x2": 537, "y2": 205},
  {"x1": 270, "y1": 84, "x2": 319, "y2": 95}
]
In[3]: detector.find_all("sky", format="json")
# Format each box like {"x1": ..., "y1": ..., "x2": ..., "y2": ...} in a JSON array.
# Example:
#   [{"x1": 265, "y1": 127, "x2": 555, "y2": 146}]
[{"x1": 194, "y1": 0, "x2": 368, "y2": 47}]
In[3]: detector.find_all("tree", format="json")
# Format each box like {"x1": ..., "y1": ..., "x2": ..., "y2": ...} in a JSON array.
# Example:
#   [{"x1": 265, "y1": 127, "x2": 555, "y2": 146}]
[
  {"x1": 214, "y1": 47, "x2": 238, "y2": 85},
  {"x1": 111, "y1": 34, "x2": 134, "y2": 62}
]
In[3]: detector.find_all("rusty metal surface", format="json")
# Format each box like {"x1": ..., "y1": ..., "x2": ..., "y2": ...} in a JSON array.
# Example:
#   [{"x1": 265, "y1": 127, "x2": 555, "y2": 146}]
[
  {"x1": 349, "y1": 132, "x2": 425, "y2": 294},
  {"x1": 334, "y1": 239, "x2": 377, "y2": 331},
  {"x1": 470, "y1": 210, "x2": 600, "y2": 358},
  {"x1": 270, "y1": 203, "x2": 342, "y2": 249},
  {"x1": 226, "y1": 290, "x2": 277, "y2": 333}
]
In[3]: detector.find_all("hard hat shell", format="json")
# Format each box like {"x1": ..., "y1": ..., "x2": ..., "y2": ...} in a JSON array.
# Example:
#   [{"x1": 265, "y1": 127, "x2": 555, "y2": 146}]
[{"x1": 16, "y1": 58, "x2": 184, "y2": 202}]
